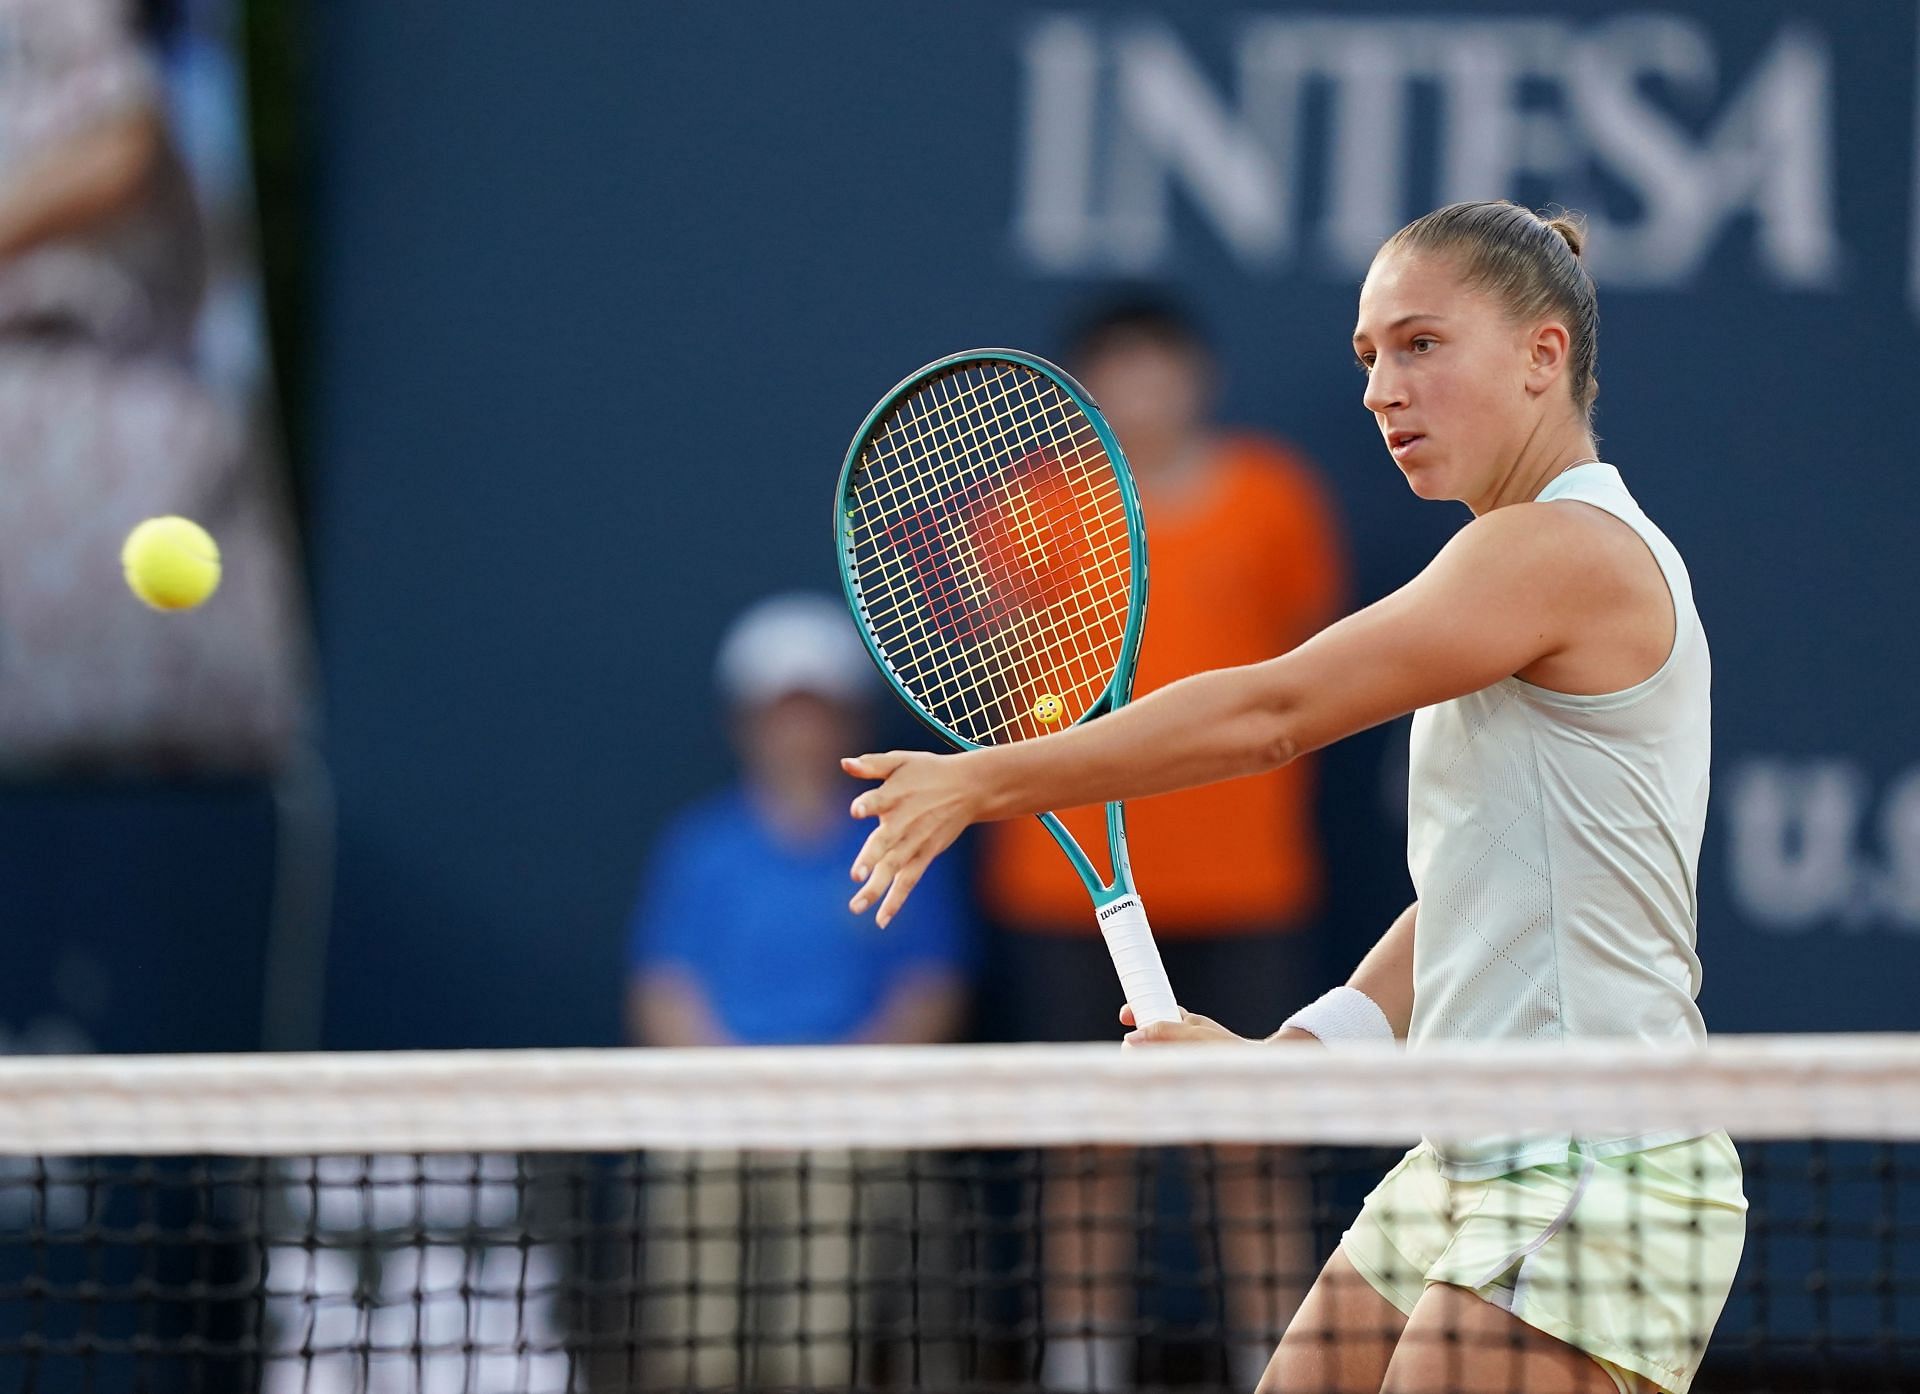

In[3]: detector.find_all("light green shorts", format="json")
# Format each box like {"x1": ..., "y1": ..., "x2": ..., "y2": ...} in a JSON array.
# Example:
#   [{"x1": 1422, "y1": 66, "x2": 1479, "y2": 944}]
[{"x1": 1340, "y1": 1132, "x2": 1747, "y2": 1394}]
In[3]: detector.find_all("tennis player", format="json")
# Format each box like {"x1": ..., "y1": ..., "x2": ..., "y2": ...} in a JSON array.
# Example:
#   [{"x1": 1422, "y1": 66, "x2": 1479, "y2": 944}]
[{"x1": 843, "y1": 201, "x2": 1745, "y2": 1394}]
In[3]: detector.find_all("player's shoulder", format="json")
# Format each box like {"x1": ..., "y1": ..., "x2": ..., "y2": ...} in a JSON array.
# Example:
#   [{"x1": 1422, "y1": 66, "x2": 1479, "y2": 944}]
[
  {"x1": 1452, "y1": 498, "x2": 1591, "y2": 554},
  {"x1": 1449, "y1": 499, "x2": 1649, "y2": 597}
]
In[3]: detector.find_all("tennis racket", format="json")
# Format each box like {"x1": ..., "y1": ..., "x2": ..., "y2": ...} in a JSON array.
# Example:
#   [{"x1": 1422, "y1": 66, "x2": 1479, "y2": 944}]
[{"x1": 834, "y1": 349, "x2": 1180, "y2": 1027}]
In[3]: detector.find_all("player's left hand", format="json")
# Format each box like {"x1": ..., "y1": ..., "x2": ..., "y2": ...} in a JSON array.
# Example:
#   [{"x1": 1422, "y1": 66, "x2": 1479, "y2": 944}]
[
  {"x1": 844, "y1": 749, "x2": 982, "y2": 927},
  {"x1": 1119, "y1": 1004, "x2": 1251, "y2": 1046}
]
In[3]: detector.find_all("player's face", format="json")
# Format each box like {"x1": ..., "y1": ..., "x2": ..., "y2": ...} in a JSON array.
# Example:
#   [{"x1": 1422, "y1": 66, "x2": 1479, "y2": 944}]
[{"x1": 1353, "y1": 249, "x2": 1539, "y2": 506}]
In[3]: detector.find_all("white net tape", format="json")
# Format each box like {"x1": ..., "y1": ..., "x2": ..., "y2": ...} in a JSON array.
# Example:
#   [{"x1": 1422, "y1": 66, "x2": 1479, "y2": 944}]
[{"x1": 0, "y1": 1034, "x2": 1912, "y2": 1155}]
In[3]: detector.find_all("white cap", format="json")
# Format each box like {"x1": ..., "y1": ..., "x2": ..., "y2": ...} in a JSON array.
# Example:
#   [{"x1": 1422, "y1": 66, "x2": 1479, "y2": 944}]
[{"x1": 714, "y1": 592, "x2": 875, "y2": 707}]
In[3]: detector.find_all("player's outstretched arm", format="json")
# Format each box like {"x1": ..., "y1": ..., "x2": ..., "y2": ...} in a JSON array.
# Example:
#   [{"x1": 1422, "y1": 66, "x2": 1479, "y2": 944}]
[{"x1": 847, "y1": 505, "x2": 1594, "y2": 925}]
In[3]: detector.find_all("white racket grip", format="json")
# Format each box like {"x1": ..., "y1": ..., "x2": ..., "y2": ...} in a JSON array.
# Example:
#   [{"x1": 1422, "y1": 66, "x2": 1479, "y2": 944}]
[{"x1": 1095, "y1": 894, "x2": 1180, "y2": 1026}]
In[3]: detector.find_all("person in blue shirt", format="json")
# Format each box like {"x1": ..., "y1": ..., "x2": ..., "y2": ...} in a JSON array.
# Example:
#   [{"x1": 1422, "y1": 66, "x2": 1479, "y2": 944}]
[
  {"x1": 627, "y1": 592, "x2": 973, "y2": 1390},
  {"x1": 627, "y1": 591, "x2": 970, "y2": 1047}
]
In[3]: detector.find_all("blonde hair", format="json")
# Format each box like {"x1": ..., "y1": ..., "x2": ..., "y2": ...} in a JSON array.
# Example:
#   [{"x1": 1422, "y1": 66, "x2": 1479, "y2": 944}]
[{"x1": 1382, "y1": 201, "x2": 1599, "y2": 424}]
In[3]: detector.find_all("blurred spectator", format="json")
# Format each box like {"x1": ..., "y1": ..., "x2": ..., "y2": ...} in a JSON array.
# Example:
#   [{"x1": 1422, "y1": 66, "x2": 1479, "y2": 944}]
[
  {"x1": 978, "y1": 295, "x2": 1350, "y2": 1390},
  {"x1": 626, "y1": 591, "x2": 970, "y2": 1048},
  {"x1": 0, "y1": 0, "x2": 307, "y2": 775},
  {"x1": 627, "y1": 592, "x2": 972, "y2": 1388}
]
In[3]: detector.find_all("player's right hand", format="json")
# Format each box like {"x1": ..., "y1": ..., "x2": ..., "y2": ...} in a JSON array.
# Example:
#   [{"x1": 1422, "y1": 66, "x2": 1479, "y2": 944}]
[{"x1": 844, "y1": 748, "x2": 983, "y2": 928}]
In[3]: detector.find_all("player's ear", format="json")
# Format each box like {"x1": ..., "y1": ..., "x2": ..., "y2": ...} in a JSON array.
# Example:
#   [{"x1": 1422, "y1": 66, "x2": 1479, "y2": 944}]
[{"x1": 1524, "y1": 320, "x2": 1571, "y2": 398}]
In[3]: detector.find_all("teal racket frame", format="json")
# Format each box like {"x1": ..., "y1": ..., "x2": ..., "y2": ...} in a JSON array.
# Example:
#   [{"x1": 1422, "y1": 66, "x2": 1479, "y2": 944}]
[{"x1": 833, "y1": 348, "x2": 1151, "y2": 908}]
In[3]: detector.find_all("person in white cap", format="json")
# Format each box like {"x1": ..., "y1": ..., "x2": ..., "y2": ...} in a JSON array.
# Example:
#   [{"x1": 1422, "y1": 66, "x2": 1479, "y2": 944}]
[{"x1": 625, "y1": 592, "x2": 973, "y2": 1389}]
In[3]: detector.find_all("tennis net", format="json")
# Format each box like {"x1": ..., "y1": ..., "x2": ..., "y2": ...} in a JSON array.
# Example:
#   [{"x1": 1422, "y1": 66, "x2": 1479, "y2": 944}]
[{"x1": 0, "y1": 1036, "x2": 1913, "y2": 1392}]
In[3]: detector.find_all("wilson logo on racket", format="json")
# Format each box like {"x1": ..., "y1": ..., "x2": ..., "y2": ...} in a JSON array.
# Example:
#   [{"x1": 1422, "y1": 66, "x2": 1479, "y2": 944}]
[{"x1": 883, "y1": 450, "x2": 1089, "y2": 645}]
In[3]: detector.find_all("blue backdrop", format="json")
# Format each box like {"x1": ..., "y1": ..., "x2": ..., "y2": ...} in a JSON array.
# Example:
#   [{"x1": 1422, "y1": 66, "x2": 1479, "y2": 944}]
[
  {"x1": 297, "y1": 0, "x2": 1919, "y2": 1047},
  {"x1": 8, "y1": 0, "x2": 1911, "y2": 1058}
]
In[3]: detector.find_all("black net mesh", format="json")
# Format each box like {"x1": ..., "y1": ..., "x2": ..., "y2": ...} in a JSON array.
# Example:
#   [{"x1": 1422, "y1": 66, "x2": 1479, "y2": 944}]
[{"x1": 0, "y1": 1141, "x2": 1914, "y2": 1393}]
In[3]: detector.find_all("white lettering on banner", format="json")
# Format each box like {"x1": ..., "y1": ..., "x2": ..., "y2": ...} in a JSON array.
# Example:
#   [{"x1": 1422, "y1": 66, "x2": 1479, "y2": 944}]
[
  {"x1": 1726, "y1": 758, "x2": 1920, "y2": 934},
  {"x1": 1016, "y1": 18, "x2": 1102, "y2": 270},
  {"x1": 1013, "y1": 15, "x2": 1842, "y2": 290}
]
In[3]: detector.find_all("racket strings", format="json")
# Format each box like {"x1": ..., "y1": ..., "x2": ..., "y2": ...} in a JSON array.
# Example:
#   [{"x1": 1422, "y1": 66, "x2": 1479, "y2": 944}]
[
  {"x1": 844, "y1": 360, "x2": 1134, "y2": 746},
  {"x1": 855, "y1": 367, "x2": 1124, "y2": 728},
  {"x1": 852, "y1": 383, "x2": 1115, "y2": 741},
  {"x1": 867, "y1": 369, "x2": 1125, "y2": 727},
  {"x1": 879, "y1": 374, "x2": 1129, "y2": 742},
  {"x1": 957, "y1": 415, "x2": 1130, "y2": 730}
]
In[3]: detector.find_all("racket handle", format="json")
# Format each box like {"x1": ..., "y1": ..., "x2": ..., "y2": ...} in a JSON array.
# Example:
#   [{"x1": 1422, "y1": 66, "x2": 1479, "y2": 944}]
[{"x1": 1096, "y1": 894, "x2": 1180, "y2": 1027}]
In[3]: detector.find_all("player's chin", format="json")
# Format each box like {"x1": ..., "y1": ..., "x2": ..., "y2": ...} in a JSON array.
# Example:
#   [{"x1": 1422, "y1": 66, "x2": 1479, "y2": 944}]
[{"x1": 1394, "y1": 453, "x2": 1453, "y2": 500}]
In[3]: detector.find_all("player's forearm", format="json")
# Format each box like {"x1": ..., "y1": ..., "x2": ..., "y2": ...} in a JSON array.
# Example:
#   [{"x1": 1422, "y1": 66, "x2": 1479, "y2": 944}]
[
  {"x1": 1349, "y1": 901, "x2": 1417, "y2": 1038},
  {"x1": 970, "y1": 664, "x2": 1291, "y2": 821},
  {"x1": 1260, "y1": 901, "x2": 1416, "y2": 1044}
]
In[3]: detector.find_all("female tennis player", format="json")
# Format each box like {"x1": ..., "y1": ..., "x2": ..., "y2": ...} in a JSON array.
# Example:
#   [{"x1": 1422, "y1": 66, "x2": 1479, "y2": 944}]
[{"x1": 843, "y1": 201, "x2": 1745, "y2": 1394}]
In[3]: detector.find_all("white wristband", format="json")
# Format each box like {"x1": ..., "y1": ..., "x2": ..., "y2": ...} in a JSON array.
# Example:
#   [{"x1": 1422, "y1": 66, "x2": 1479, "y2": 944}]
[{"x1": 1281, "y1": 985, "x2": 1395, "y2": 1049}]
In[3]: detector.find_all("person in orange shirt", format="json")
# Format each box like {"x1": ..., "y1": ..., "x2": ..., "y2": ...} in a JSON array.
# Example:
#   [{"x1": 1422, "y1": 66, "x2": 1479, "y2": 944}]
[{"x1": 980, "y1": 295, "x2": 1349, "y2": 1391}]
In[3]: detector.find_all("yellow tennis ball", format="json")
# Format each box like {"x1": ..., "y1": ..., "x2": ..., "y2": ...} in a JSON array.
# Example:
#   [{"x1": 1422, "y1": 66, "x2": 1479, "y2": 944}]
[
  {"x1": 1032, "y1": 693, "x2": 1063, "y2": 725},
  {"x1": 122, "y1": 516, "x2": 221, "y2": 611}
]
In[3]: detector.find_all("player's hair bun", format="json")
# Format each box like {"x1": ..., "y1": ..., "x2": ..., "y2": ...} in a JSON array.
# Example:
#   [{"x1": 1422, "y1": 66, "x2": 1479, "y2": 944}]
[
  {"x1": 1385, "y1": 200, "x2": 1600, "y2": 421},
  {"x1": 1544, "y1": 213, "x2": 1586, "y2": 259}
]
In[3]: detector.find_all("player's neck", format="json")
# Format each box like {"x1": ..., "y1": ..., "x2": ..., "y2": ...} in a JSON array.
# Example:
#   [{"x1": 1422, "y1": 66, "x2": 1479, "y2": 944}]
[{"x1": 1473, "y1": 424, "x2": 1599, "y2": 515}]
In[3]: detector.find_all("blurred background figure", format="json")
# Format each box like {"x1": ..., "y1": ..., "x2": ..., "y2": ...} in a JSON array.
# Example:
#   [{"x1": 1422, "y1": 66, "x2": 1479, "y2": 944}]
[
  {"x1": 978, "y1": 295, "x2": 1350, "y2": 1391},
  {"x1": 626, "y1": 591, "x2": 970, "y2": 1051},
  {"x1": 0, "y1": 0, "x2": 307, "y2": 775},
  {"x1": 626, "y1": 591, "x2": 973, "y2": 1389}
]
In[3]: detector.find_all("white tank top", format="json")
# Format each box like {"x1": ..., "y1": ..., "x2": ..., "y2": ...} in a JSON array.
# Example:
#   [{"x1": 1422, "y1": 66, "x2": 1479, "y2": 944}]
[{"x1": 1406, "y1": 462, "x2": 1710, "y2": 1179}]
